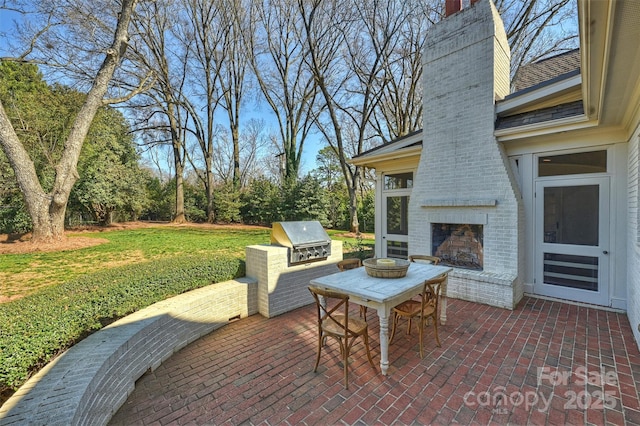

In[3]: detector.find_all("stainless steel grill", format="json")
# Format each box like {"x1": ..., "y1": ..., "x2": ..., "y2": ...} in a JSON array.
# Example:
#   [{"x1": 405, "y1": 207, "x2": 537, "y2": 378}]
[{"x1": 270, "y1": 221, "x2": 331, "y2": 265}]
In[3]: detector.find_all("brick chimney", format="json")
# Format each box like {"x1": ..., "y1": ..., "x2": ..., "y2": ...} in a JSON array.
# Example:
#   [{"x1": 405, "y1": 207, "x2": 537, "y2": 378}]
[
  {"x1": 445, "y1": 0, "x2": 481, "y2": 17},
  {"x1": 410, "y1": 0, "x2": 522, "y2": 309},
  {"x1": 445, "y1": 0, "x2": 461, "y2": 17}
]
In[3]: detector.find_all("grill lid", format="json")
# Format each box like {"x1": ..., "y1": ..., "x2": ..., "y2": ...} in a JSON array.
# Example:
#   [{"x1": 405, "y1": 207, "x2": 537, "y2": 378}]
[
  {"x1": 270, "y1": 221, "x2": 331, "y2": 264},
  {"x1": 271, "y1": 221, "x2": 330, "y2": 247}
]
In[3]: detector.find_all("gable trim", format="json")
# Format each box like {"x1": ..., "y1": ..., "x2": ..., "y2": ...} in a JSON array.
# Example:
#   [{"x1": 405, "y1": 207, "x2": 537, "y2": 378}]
[{"x1": 497, "y1": 72, "x2": 582, "y2": 115}]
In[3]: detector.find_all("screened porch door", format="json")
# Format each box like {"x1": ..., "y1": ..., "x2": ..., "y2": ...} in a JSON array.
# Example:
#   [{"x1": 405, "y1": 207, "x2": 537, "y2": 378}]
[
  {"x1": 381, "y1": 172, "x2": 412, "y2": 259},
  {"x1": 534, "y1": 176, "x2": 610, "y2": 305}
]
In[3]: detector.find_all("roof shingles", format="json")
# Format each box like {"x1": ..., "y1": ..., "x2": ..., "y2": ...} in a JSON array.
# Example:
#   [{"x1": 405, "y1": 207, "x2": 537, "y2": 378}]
[{"x1": 511, "y1": 49, "x2": 581, "y2": 93}]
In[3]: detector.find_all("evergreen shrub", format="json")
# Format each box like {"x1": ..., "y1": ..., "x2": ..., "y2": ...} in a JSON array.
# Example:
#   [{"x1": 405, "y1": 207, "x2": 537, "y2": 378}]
[{"x1": 0, "y1": 255, "x2": 244, "y2": 393}]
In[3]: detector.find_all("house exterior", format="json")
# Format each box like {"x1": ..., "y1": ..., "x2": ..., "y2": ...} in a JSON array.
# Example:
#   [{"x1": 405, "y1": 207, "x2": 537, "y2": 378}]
[{"x1": 350, "y1": 0, "x2": 640, "y2": 349}]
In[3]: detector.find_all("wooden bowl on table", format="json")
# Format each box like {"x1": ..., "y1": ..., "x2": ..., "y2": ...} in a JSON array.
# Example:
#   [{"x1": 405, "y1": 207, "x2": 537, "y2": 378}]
[{"x1": 363, "y1": 258, "x2": 410, "y2": 278}]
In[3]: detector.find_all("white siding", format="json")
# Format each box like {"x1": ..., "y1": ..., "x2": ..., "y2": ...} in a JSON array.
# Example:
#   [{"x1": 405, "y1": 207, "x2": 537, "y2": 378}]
[{"x1": 628, "y1": 122, "x2": 640, "y2": 349}]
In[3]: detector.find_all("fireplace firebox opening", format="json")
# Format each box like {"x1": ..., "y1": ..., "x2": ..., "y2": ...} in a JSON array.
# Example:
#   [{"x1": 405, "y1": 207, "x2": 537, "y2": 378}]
[{"x1": 431, "y1": 223, "x2": 484, "y2": 270}]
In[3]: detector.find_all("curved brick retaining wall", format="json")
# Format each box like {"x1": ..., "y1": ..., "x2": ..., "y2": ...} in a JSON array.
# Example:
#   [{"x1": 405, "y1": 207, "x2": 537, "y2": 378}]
[{"x1": 0, "y1": 278, "x2": 258, "y2": 426}]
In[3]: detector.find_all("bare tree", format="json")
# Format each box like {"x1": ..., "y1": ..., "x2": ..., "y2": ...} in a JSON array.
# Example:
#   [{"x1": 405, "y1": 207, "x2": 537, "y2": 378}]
[
  {"x1": 245, "y1": 0, "x2": 321, "y2": 183},
  {"x1": 238, "y1": 118, "x2": 271, "y2": 186},
  {"x1": 210, "y1": 118, "x2": 270, "y2": 187},
  {"x1": 373, "y1": 0, "x2": 440, "y2": 140},
  {"x1": 129, "y1": 0, "x2": 191, "y2": 223},
  {"x1": 209, "y1": 124, "x2": 233, "y2": 183},
  {"x1": 300, "y1": 0, "x2": 411, "y2": 232},
  {"x1": 177, "y1": 0, "x2": 227, "y2": 223},
  {"x1": 496, "y1": 0, "x2": 578, "y2": 78},
  {"x1": 132, "y1": 0, "x2": 264, "y2": 223},
  {"x1": 219, "y1": 0, "x2": 253, "y2": 190},
  {"x1": 0, "y1": 0, "x2": 142, "y2": 242}
]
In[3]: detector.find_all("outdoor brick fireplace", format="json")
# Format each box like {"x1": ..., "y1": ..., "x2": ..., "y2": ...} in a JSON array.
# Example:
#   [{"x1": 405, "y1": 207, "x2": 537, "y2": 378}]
[
  {"x1": 406, "y1": 0, "x2": 523, "y2": 309},
  {"x1": 432, "y1": 223, "x2": 483, "y2": 270}
]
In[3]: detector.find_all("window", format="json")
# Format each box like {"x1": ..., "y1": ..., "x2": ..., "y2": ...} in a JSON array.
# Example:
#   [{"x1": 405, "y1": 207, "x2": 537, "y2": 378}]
[
  {"x1": 384, "y1": 172, "x2": 413, "y2": 190},
  {"x1": 538, "y1": 150, "x2": 607, "y2": 177}
]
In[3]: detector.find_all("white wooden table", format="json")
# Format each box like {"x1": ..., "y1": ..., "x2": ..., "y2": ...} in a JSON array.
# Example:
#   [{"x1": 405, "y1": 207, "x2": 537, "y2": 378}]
[{"x1": 310, "y1": 262, "x2": 452, "y2": 375}]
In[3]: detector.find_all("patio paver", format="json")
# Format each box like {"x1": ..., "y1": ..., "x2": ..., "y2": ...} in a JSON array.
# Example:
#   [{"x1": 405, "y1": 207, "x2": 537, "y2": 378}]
[{"x1": 109, "y1": 297, "x2": 640, "y2": 425}]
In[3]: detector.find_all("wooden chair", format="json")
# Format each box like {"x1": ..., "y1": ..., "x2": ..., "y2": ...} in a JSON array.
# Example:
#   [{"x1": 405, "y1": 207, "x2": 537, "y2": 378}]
[
  {"x1": 389, "y1": 273, "x2": 447, "y2": 358},
  {"x1": 308, "y1": 285, "x2": 376, "y2": 389},
  {"x1": 337, "y1": 258, "x2": 362, "y2": 271},
  {"x1": 400, "y1": 255, "x2": 441, "y2": 319},
  {"x1": 337, "y1": 258, "x2": 367, "y2": 319},
  {"x1": 408, "y1": 255, "x2": 441, "y2": 264}
]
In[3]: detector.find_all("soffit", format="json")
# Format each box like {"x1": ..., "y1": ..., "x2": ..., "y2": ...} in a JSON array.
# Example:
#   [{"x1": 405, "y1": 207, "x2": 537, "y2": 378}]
[
  {"x1": 596, "y1": 0, "x2": 640, "y2": 128},
  {"x1": 350, "y1": 131, "x2": 423, "y2": 169}
]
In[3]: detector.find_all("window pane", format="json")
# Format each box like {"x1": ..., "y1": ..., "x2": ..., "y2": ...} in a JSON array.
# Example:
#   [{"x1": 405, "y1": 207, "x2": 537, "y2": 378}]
[
  {"x1": 384, "y1": 172, "x2": 413, "y2": 190},
  {"x1": 386, "y1": 196, "x2": 409, "y2": 235},
  {"x1": 538, "y1": 151, "x2": 606, "y2": 177},
  {"x1": 543, "y1": 185, "x2": 599, "y2": 245}
]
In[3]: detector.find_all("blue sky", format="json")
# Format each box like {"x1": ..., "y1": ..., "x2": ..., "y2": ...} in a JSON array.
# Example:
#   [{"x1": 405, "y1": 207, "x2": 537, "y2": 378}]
[{"x1": 0, "y1": 9, "x2": 23, "y2": 55}]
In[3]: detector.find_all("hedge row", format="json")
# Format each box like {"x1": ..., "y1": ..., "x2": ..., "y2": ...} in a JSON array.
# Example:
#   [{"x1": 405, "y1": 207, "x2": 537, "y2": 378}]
[{"x1": 0, "y1": 255, "x2": 245, "y2": 393}]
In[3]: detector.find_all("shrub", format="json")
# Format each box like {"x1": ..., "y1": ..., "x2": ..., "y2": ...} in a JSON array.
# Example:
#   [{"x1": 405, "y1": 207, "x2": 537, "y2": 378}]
[
  {"x1": 0, "y1": 255, "x2": 244, "y2": 393},
  {"x1": 240, "y1": 177, "x2": 283, "y2": 225},
  {"x1": 213, "y1": 182, "x2": 242, "y2": 223},
  {"x1": 0, "y1": 194, "x2": 32, "y2": 234}
]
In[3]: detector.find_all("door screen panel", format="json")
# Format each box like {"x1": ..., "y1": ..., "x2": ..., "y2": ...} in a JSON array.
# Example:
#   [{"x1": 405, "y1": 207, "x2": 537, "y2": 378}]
[
  {"x1": 543, "y1": 185, "x2": 599, "y2": 246},
  {"x1": 386, "y1": 196, "x2": 409, "y2": 235},
  {"x1": 543, "y1": 253, "x2": 598, "y2": 291},
  {"x1": 386, "y1": 241, "x2": 408, "y2": 259}
]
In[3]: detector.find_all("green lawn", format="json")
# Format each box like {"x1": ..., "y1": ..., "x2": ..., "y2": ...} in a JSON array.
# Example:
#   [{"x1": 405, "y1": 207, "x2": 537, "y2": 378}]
[
  {"x1": 0, "y1": 224, "x2": 373, "y2": 398},
  {"x1": 0, "y1": 225, "x2": 374, "y2": 299}
]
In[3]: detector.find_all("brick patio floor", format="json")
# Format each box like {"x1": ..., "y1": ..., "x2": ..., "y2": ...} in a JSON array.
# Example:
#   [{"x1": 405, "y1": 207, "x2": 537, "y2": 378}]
[{"x1": 109, "y1": 297, "x2": 640, "y2": 425}]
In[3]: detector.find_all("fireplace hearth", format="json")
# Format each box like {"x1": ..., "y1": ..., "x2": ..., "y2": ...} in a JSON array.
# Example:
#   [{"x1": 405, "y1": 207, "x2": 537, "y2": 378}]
[{"x1": 431, "y1": 223, "x2": 483, "y2": 270}]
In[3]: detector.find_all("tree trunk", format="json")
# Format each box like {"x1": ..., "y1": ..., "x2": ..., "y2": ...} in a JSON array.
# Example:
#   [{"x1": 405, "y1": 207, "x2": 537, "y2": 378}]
[
  {"x1": 348, "y1": 185, "x2": 359, "y2": 234},
  {"x1": 232, "y1": 124, "x2": 241, "y2": 190},
  {"x1": 173, "y1": 164, "x2": 186, "y2": 223},
  {"x1": 0, "y1": 0, "x2": 139, "y2": 244},
  {"x1": 31, "y1": 193, "x2": 67, "y2": 243},
  {"x1": 206, "y1": 174, "x2": 215, "y2": 223},
  {"x1": 167, "y1": 102, "x2": 186, "y2": 224},
  {"x1": 205, "y1": 146, "x2": 215, "y2": 223}
]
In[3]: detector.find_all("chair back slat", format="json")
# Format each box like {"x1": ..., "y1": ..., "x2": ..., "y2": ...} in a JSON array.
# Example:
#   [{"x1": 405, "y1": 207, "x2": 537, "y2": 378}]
[
  {"x1": 390, "y1": 272, "x2": 448, "y2": 358},
  {"x1": 408, "y1": 255, "x2": 441, "y2": 265},
  {"x1": 337, "y1": 258, "x2": 362, "y2": 271},
  {"x1": 308, "y1": 285, "x2": 376, "y2": 388},
  {"x1": 309, "y1": 286, "x2": 351, "y2": 334},
  {"x1": 423, "y1": 273, "x2": 446, "y2": 311}
]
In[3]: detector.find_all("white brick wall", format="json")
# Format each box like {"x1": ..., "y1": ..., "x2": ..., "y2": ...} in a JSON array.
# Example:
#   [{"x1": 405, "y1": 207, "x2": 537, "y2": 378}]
[
  {"x1": 0, "y1": 278, "x2": 258, "y2": 426},
  {"x1": 246, "y1": 241, "x2": 344, "y2": 318},
  {"x1": 409, "y1": 0, "x2": 523, "y2": 309}
]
